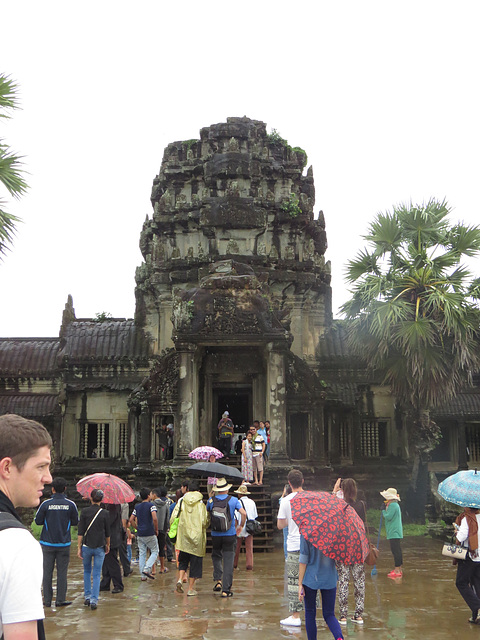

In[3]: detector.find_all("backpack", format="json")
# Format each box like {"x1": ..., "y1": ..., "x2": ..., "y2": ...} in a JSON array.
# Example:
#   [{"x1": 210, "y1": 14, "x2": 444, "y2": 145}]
[
  {"x1": 0, "y1": 512, "x2": 46, "y2": 640},
  {"x1": 210, "y1": 495, "x2": 232, "y2": 532}
]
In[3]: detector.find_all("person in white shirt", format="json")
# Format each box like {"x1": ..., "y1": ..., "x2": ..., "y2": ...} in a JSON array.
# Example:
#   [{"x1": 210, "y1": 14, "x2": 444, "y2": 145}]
[
  {"x1": 455, "y1": 507, "x2": 480, "y2": 623},
  {"x1": 277, "y1": 468, "x2": 304, "y2": 627},
  {"x1": 252, "y1": 434, "x2": 265, "y2": 485},
  {"x1": 0, "y1": 414, "x2": 53, "y2": 640},
  {"x1": 233, "y1": 485, "x2": 258, "y2": 570}
]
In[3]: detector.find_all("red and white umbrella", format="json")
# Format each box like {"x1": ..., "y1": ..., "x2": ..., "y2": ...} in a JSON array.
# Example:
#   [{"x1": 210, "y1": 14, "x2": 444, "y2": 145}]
[
  {"x1": 76, "y1": 472, "x2": 135, "y2": 504},
  {"x1": 188, "y1": 446, "x2": 224, "y2": 461}
]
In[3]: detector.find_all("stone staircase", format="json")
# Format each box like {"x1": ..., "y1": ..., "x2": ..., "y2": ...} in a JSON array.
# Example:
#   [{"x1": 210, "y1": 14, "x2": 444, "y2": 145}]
[{"x1": 196, "y1": 455, "x2": 275, "y2": 552}]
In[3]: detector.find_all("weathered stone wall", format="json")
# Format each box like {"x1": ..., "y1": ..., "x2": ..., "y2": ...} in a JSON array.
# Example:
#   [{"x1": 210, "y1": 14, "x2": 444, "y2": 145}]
[{"x1": 135, "y1": 117, "x2": 332, "y2": 360}]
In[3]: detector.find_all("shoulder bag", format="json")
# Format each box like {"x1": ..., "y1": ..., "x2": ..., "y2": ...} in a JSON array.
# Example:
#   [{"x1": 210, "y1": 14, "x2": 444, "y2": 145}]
[
  {"x1": 442, "y1": 536, "x2": 467, "y2": 561},
  {"x1": 362, "y1": 502, "x2": 379, "y2": 566},
  {"x1": 168, "y1": 498, "x2": 183, "y2": 543}
]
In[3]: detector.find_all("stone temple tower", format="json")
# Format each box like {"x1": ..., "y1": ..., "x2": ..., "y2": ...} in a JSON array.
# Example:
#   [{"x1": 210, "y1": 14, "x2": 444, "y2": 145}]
[{"x1": 132, "y1": 117, "x2": 331, "y2": 467}]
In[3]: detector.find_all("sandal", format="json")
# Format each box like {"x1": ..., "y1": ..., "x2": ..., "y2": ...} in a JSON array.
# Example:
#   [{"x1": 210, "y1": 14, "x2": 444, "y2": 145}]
[
  {"x1": 213, "y1": 581, "x2": 222, "y2": 592},
  {"x1": 221, "y1": 590, "x2": 233, "y2": 597}
]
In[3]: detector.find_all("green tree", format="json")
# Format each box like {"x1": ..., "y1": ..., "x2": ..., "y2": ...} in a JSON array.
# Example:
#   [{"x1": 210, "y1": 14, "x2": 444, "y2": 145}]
[
  {"x1": 0, "y1": 74, "x2": 27, "y2": 258},
  {"x1": 341, "y1": 199, "x2": 480, "y2": 517}
]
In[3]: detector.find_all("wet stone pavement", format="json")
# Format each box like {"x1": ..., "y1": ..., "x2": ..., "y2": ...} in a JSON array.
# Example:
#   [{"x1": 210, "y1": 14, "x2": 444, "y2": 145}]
[{"x1": 44, "y1": 538, "x2": 473, "y2": 639}]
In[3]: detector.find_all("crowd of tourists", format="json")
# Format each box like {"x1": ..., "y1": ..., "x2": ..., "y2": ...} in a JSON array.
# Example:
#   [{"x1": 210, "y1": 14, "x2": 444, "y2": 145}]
[{"x1": 17, "y1": 411, "x2": 480, "y2": 640}]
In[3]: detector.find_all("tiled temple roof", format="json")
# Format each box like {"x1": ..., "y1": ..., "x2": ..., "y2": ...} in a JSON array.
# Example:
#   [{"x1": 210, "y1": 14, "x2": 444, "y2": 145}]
[
  {"x1": 61, "y1": 320, "x2": 151, "y2": 361},
  {"x1": 326, "y1": 382, "x2": 359, "y2": 407},
  {"x1": 0, "y1": 393, "x2": 60, "y2": 417},
  {"x1": 0, "y1": 339, "x2": 60, "y2": 376},
  {"x1": 434, "y1": 391, "x2": 480, "y2": 419}
]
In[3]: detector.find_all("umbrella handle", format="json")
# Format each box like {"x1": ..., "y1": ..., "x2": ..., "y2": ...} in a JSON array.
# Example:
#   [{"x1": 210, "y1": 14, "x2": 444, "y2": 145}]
[{"x1": 376, "y1": 511, "x2": 382, "y2": 548}]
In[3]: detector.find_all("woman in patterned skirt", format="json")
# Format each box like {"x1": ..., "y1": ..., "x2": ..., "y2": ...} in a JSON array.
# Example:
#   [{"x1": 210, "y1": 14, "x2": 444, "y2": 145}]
[
  {"x1": 241, "y1": 430, "x2": 254, "y2": 484},
  {"x1": 334, "y1": 478, "x2": 366, "y2": 626}
]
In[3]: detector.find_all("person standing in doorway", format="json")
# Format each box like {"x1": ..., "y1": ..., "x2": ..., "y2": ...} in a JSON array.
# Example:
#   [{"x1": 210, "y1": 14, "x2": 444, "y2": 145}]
[
  {"x1": 217, "y1": 412, "x2": 234, "y2": 459},
  {"x1": 277, "y1": 469, "x2": 305, "y2": 627},
  {"x1": 77, "y1": 489, "x2": 111, "y2": 610},
  {"x1": 35, "y1": 476, "x2": 79, "y2": 608}
]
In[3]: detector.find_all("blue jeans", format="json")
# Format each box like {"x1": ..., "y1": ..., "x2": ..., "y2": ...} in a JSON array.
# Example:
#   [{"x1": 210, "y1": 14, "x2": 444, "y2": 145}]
[
  {"x1": 138, "y1": 535, "x2": 159, "y2": 574},
  {"x1": 303, "y1": 584, "x2": 343, "y2": 640},
  {"x1": 82, "y1": 546, "x2": 105, "y2": 605}
]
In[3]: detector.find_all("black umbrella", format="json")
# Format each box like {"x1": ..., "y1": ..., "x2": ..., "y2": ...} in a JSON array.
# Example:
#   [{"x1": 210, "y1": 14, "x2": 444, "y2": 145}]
[{"x1": 186, "y1": 461, "x2": 244, "y2": 481}]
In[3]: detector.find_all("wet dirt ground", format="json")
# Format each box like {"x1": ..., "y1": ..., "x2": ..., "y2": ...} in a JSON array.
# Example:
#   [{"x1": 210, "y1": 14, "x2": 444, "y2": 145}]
[{"x1": 43, "y1": 537, "x2": 472, "y2": 639}]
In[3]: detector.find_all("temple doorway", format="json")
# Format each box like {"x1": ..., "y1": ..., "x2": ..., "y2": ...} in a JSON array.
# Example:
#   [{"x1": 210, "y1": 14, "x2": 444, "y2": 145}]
[{"x1": 213, "y1": 387, "x2": 251, "y2": 443}]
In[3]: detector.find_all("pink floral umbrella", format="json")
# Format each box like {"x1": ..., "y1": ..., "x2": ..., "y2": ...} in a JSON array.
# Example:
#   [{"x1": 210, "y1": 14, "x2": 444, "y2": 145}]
[{"x1": 188, "y1": 446, "x2": 224, "y2": 461}]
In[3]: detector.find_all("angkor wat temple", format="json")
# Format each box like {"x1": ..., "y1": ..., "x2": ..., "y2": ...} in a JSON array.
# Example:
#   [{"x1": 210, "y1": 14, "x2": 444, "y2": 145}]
[{"x1": 1, "y1": 117, "x2": 479, "y2": 512}]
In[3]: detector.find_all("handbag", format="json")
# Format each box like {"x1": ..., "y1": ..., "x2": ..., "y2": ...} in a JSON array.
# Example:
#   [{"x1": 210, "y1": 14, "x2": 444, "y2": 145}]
[
  {"x1": 365, "y1": 542, "x2": 380, "y2": 566},
  {"x1": 442, "y1": 538, "x2": 467, "y2": 561},
  {"x1": 245, "y1": 518, "x2": 262, "y2": 535},
  {"x1": 362, "y1": 502, "x2": 380, "y2": 565},
  {"x1": 168, "y1": 498, "x2": 182, "y2": 544}
]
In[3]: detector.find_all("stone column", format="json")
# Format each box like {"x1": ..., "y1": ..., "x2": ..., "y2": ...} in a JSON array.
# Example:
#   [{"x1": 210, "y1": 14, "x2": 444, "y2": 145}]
[
  {"x1": 311, "y1": 400, "x2": 326, "y2": 465},
  {"x1": 175, "y1": 343, "x2": 198, "y2": 460},
  {"x1": 458, "y1": 420, "x2": 468, "y2": 470},
  {"x1": 265, "y1": 342, "x2": 288, "y2": 462},
  {"x1": 138, "y1": 402, "x2": 152, "y2": 464}
]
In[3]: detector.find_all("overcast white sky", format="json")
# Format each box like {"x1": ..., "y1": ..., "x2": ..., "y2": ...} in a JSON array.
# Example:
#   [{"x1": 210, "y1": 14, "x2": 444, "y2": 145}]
[{"x1": 1, "y1": 1, "x2": 479, "y2": 337}]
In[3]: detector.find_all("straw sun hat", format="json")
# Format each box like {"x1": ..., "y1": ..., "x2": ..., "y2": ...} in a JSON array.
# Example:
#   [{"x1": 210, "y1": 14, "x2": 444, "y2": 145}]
[
  {"x1": 212, "y1": 478, "x2": 232, "y2": 492},
  {"x1": 380, "y1": 487, "x2": 401, "y2": 501}
]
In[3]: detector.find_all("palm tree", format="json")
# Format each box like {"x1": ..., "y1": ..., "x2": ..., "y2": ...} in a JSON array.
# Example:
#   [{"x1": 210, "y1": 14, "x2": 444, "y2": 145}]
[
  {"x1": 341, "y1": 199, "x2": 480, "y2": 517},
  {"x1": 0, "y1": 74, "x2": 27, "y2": 258}
]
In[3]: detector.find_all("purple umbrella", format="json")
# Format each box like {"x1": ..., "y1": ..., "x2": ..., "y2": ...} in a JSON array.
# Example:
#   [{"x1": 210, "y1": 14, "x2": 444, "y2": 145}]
[{"x1": 188, "y1": 446, "x2": 224, "y2": 461}]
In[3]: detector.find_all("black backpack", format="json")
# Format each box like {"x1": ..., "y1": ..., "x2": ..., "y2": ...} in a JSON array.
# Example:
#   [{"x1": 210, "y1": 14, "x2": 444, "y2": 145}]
[
  {"x1": 210, "y1": 495, "x2": 232, "y2": 532},
  {"x1": 0, "y1": 512, "x2": 46, "y2": 640}
]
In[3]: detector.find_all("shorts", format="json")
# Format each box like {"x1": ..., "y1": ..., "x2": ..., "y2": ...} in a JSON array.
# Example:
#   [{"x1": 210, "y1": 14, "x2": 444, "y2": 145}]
[
  {"x1": 252, "y1": 454, "x2": 264, "y2": 473},
  {"x1": 157, "y1": 531, "x2": 166, "y2": 558},
  {"x1": 177, "y1": 551, "x2": 203, "y2": 579}
]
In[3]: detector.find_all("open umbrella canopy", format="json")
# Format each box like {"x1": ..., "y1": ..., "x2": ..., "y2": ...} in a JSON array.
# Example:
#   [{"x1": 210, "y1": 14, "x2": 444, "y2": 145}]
[
  {"x1": 186, "y1": 461, "x2": 244, "y2": 481},
  {"x1": 291, "y1": 491, "x2": 369, "y2": 565},
  {"x1": 438, "y1": 469, "x2": 480, "y2": 509},
  {"x1": 76, "y1": 472, "x2": 135, "y2": 504},
  {"x1": 188, "y1": 446, "x2": 224, "y2": 461}
]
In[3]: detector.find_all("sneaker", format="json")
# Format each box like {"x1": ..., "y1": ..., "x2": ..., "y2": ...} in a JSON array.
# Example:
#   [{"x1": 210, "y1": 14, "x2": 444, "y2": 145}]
[
  {"x1": 90, "y1": 603, "x2": 97, "y2": 610},
  {"x1": 187, "y1": 589, "x2": 198, "y2": 596},
  {"x1": 176, "y1": 581, "x2": 184, "y2": 593},
  {"x1": 351, "y1": 615, "x2": 364, "y2": 625},
  {"x1": 84, "y1": 599, "x2": 90, "y2": 607},
  {"x1": 280, "y1": 616, "x2": 301, "y2": 627},
  {"x1": 339, "y1": 618, "x2": 347, "y2": 626}
]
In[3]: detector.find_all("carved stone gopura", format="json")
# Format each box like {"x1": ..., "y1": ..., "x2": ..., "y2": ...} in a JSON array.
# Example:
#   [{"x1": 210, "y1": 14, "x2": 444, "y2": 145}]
[{"x1": 135, "y1": 117, "x2": 332, "y2": 360}]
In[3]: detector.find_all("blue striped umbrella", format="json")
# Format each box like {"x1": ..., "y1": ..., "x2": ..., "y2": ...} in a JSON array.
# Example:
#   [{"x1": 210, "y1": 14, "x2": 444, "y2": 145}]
[{"x1": 438, "y1": 469, "x2": 480, "y2": 509}]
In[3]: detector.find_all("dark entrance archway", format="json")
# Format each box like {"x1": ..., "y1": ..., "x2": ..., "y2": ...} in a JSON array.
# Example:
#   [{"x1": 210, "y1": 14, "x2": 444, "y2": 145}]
[{"x1": 213, "y1": 387, "x2": 251, "y2": 443}]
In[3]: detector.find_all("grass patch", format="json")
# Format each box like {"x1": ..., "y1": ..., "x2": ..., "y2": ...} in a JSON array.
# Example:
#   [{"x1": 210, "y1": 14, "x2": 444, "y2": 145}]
[
  {"x1": 30, "y1": 520, "x2": 78, "y2": 541},
  {"x1": 366, "y1": 508, "x2": 428, "y2": 537}
]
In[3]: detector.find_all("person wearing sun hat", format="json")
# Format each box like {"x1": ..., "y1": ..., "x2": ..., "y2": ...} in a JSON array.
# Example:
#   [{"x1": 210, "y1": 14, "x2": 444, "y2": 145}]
[
  {"x1": 207, "y1": 478, "x2": 246, "y2": 597},
  {"x1": 233, "y1": 484, "x2": 258, "y2": 570},
  {"x1": 380, "y1": 487, "x2": 403, "y2": 578}
]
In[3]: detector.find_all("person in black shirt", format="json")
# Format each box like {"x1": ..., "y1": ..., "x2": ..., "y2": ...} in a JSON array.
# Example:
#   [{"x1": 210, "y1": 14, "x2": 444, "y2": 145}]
[
  {"x1": 34, "y1": 476, "x2": 79, "y2": 607},
  {"x1": 100, "y1": 504, "x2": 125, "y2": 593},
  {"x1": 77, "y1": 489, "x2": 110, "y2": 610}
]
